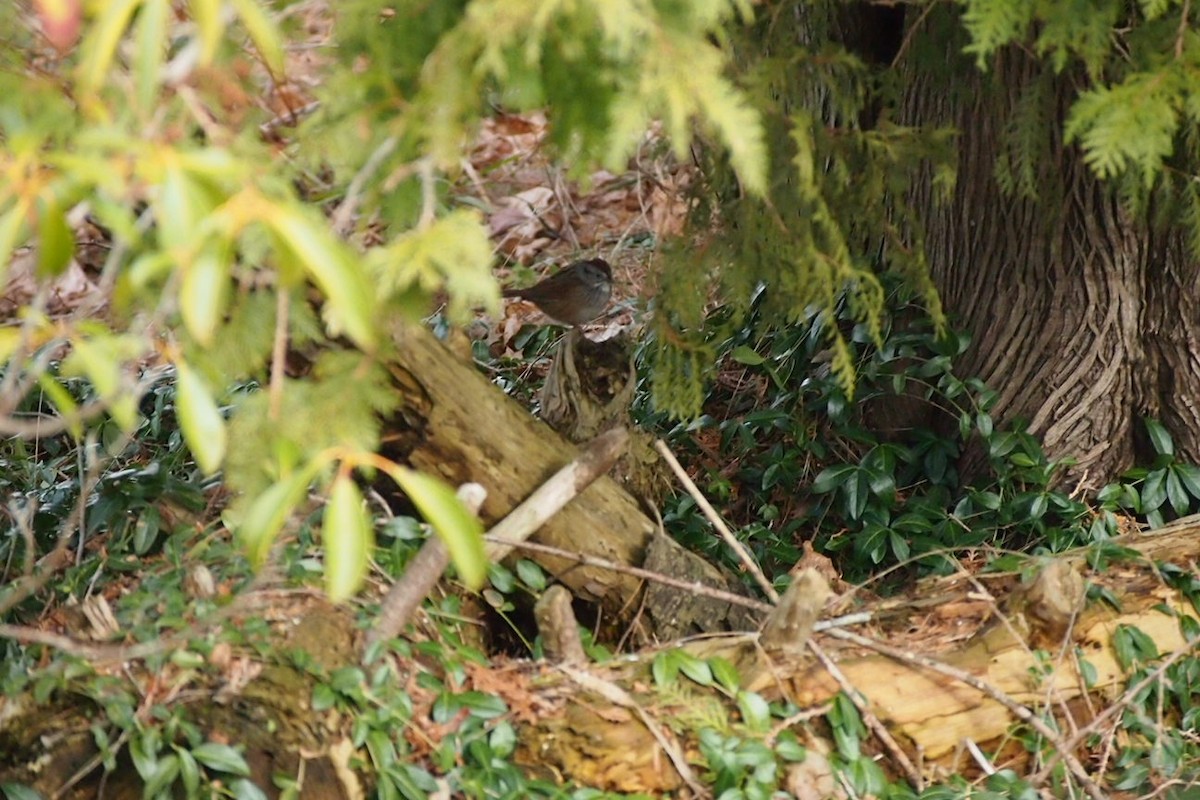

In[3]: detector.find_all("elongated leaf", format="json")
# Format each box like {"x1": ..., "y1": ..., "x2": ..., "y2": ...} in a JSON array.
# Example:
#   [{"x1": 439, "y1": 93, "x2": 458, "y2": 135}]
[
  {"x1": 322, "y1": 474, "x2": 374, "y2": 602},
  {"x1": 37, "y1": 373, "x2": 82, "y2": 439},
  {"x1": 180, "y1": 248, "x2": 229, "y2": 346},
  {"x1": 174, "y1": 360, "x2": 226, "y2": 475},
  {"x1": 75, "y1": 0, "x2": 141, "y2": 96},
  {"x1": 228, "y1": 0, "x2": 284, "y2": 74},
  {"x1": 391, "y1": 467, "x2": 486, "y2": 590},
  {"x1": 266, "y1": 206, "x2": 376, "y2": 349},
  {"x1": 237, "y1": 471, "x2": 314, "y2": 568},
  {"x1": 1144, "y1": 417, "x2": 1174, "y2": 457},
  {"x1": 191, "y1": 743, "x2": 250, "y2": 776},
  {"x1": 157, "y1": 162, "x2": 204, "y2": 252},
  {"x1": 133, "y1": 0, "x2": 168, "y2": 113},
  {"x1": 187, "y1": 0, "x2": 221, "y2": 65},
  {"x1": 36, "y1": 198, "x2": 74, "y2": 277}
]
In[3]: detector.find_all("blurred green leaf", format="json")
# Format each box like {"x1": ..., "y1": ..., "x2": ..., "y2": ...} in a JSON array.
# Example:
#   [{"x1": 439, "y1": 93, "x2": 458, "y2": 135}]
[
  {"x1": 35, "y1": 198, "x2": 74, "y2": 277},
  {"x1": 389, "y1": 466, "x2": 486, "y2": 590},
  {"x1": 237, "y1": 469, "x2": 316, "y2": 568},
  {"x1": 175, "y1": 360, "x2": 227, "y2": 475},
  {"x1": 76, "y1": 0, "x2": 141, "y2": 97},
  {"x1": 228, "y1": 0, "x2": 285, "y2": 74},
  {"x1": 188, "y1": 0, "x2": 222, "y2": 65},
  {"x1": 267, "y1": 205, "x2": 377, "y2": 349},
  {"x1": 179, "y1": 248, "x2": 230, "y2": 346},
  {"x1": 134, "y1": 0, "x2": 169, "y2": 113},
  {"x1": 323, "y1": 473, "x2": 374, "y2": 602}
]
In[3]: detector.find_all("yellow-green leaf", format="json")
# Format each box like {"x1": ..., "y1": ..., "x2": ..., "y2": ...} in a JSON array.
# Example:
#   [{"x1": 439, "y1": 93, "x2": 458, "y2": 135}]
[
  {"x1": 391, "y1": 467, "x2": 486, "y2": 590},
  {"x1": 133, "y1": 0, "x2": 169, "y2": 113},
  {"x1": 322, "y1": 474, "x2": 374, "y2": 602},
  {"x1": 188, "y1": 0, "x2": 221, "y2": 66},
  {"x1": 157, "y1": 162, "x2": 206, "y2": 252},
  {"x1": 266, "y1": 206, "x2": 376, "y2": 349},
  {"x1": 228, "y1": 0, "x2": 284, "y2": 75},
  {"x1": 180, "y1": 248, "x2": 229, "y2": 346},
  {"x1": 75, "y1": 0, "x2": 140, "y2": 97},
  {"x1": 174, "y1": 360, "x2": 226, "y2": 475},
  {"x1": 36, "y1": 198, "x2": 74, "y2": 277},
  {"x1": 237, "y1": 471, "x2": 312, "y2": 568}
]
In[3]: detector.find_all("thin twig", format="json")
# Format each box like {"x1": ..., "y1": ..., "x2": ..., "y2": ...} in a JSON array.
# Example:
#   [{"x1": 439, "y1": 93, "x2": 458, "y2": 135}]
[
  {"x1": 269, "y1": 287, "x2": 289, "y2": 421},
  {"x1": 825, "y1": 627, "x2": 1107, "y2": 800},
  {"x1": 808, "y1": 638, "x2": 924, "y2": 790},
  {"x1": 332, "y1": 135, "x2": 399, "y2": 237},
  {"x1": 559, "y1": 663, "x2": 710, "y2": 798},
  {"x1": 364, "y1": 428, "x2": 629, "y2": 655},
  {"x1": 486, "y1": 427, "x2": 629, "y2": 561},
  {"x1": 484, "y1": 536, "x2": 772, "y2": 614},
  {"x1": 1031, "y1": 632, "x2": 1200, "y2": 786},
  {"x1": 654, "y1": 439, "x2": 779, "y2": 602}
]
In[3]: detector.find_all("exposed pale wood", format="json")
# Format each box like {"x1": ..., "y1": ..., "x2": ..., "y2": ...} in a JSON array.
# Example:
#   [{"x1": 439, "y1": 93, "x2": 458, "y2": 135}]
[
  {"x1": 510, "y1": 519, "x2": 1200, "y2": 792},
  {"x1": 382, "y1": 322, "x2": 754, "y2": 636}
]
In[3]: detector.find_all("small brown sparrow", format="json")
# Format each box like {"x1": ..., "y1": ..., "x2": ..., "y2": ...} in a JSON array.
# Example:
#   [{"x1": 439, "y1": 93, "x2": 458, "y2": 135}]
[{"x1": 502, "y1": 258, "x2": 612, "y2": 326}]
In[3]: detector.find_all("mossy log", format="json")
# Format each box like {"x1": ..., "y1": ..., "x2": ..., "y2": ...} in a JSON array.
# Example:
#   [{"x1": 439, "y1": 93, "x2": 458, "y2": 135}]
[{"x1": 381, "y1": 322, "x2": 757, "y2": 638}]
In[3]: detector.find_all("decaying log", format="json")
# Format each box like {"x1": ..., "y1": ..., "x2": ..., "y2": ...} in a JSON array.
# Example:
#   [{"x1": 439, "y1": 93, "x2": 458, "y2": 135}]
[
  {"x1": 382, "y1": 322, "x2": 758, "y2": 637},
  {"x1": 507, "y1": 519, "x2": 1200, "y2": 793}
]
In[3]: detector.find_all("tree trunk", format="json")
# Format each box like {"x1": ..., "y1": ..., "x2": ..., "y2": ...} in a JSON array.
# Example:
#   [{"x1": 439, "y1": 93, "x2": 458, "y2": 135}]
[{"x1": 898, "y1": 7, "x2": 1200, "y2": 488}]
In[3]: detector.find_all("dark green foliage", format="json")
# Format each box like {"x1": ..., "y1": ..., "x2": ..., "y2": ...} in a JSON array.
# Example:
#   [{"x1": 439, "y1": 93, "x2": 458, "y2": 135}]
[{"x1": 642, "y1": 280, "x2": 1200, "y2": 586}]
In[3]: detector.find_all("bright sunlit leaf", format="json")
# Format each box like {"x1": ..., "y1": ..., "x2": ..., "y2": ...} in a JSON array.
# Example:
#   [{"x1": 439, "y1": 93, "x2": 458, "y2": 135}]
[
  {"x1": 237, "y1": 470, "x2": 314, "y2": 568},
  {"x1": 174, "y1": 360, "x2": 227, "y2": 475},
  {"x1": 390, "y1": 466, "x2": 486, "y2": 590},
  {"x1": 179, "y1": 248, "x2": 229, "y2": 346},
  {"x1": 75, "y1": 0, "x2": 140, "y2": 97},
  {"x1": 322, "y1": 474, "x2": 374, "y2": 602}
]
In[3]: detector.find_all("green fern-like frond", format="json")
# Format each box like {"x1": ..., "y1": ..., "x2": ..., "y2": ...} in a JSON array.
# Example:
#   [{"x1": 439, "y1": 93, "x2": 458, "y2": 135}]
[
  {"x1": 1065, "y1": 74, "x2": 1180, "y2": 184},
  {"x1": 960, "y1": 0, "x2": 1035, "y2": 69}
]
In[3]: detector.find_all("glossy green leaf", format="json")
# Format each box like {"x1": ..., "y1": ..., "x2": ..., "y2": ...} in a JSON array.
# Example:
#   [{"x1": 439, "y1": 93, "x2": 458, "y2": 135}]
[
  {"x1": 708, "y1": 656, "x2": 740, "y2": 693},
  {"x1": 323, "y1": 474, "x2": 374, "y2": 602},
  {"x1": 730, "y1": 345, "x2": 765, "y2": 366},
  {"x1": 192, "y1": 743, "x2": 250, "y2": 776},
  {"x1": 230, "y1": 778, "x2": 268, "y2": 800},
  {"x1": 174, "y1": 361, "x2": 226, "y2": 475},
  {"x1": 35, "y1": 199, "x2": 73, "y2": 277},
  {"x1": 736, "y1": 689, "x2": 771, "y2": 732},
  {"x1": 1144, "y1": 417, "x2": 1174, "y2": 457},
  {"x1": 677, "y1": 651, "x2": 713, "y2": 686},
  {"x1": 651, "y1": 650, "x2": 678, "y2": 687},
  {"x1": 0, "y1": 783, "x2": 42, "y2": 800},
  {"x1": 1175, "y1": 463, "x2": 1200, "y2": 499},
  {"x1": 175, "y1": 747, "x2": 200, "y2": 797},
  {"x1": 180, "y1": 248, "x2": 229, "y2": 346},
  {"x1": 143, "y1": 754, "x2": 180, "y2": 798},
  {"x1": 390, "y1": 467, "x2": 486, "y2": 590}
]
